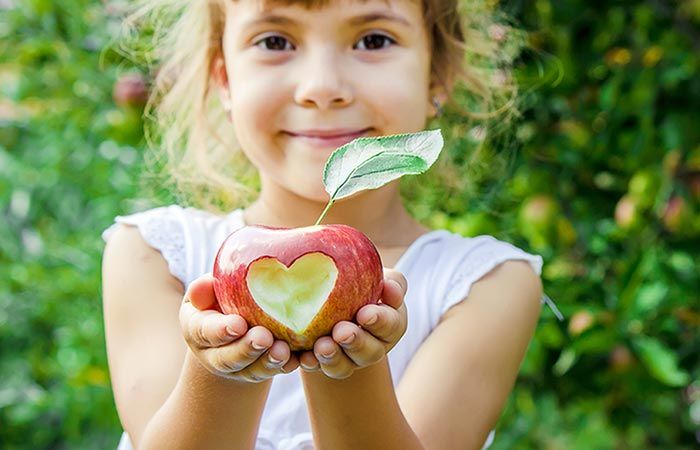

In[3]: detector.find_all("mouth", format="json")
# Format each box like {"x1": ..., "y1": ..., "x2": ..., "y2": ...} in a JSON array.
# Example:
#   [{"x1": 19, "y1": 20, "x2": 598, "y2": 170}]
[{"x1": 284, "y1": 128, "x2": 372, "y2": 149}]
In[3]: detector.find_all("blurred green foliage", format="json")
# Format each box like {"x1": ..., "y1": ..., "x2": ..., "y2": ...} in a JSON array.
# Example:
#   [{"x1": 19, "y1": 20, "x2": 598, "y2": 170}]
[{"x1": 1, "y1": 0, "x2": 698, "y2": 449}]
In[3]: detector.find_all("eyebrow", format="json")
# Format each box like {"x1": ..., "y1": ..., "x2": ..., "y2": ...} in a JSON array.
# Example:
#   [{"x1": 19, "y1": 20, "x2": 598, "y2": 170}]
[{"x1": 242, "y1": 11, "x2": 412, "y2": 29}]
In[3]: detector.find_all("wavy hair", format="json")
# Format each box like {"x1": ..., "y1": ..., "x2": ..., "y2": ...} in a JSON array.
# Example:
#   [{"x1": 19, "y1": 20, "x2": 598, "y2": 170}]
[{"x1": 116, "y1": 0, "x2": 526, "y2": 213}]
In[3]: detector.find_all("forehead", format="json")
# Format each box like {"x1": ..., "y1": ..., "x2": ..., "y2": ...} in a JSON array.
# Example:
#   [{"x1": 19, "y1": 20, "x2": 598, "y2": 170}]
[{"x1": 225, "y1": 0, "x2": 417, "y2": 12}]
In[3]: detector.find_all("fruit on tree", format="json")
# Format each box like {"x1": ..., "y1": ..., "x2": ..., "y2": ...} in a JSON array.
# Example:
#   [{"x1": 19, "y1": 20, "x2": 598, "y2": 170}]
[{"x1": 112, "y1": 73, "x2": 149, "y2": 108}]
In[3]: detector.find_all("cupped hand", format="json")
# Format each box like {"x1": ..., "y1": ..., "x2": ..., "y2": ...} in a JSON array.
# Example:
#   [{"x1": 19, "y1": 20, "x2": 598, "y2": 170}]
[
  {"x1": 298, "y1": 268, "x2": 408, "y2": 379},
  {"x1": 180, "y1": 274, "x2": 300, "y2": 383}
]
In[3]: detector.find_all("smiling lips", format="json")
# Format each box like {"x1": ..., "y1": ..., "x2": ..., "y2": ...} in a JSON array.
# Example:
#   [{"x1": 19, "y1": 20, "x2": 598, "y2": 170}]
[{"x1": 286, "y1": 128, "x2": 371, "y2": 148}]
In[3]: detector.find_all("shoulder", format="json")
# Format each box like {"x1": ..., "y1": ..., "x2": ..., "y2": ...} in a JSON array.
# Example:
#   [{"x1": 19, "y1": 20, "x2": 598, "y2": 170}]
[
  {"x1": 416, "y1": 231, "x2": 543, "y2": 317},
  {"x1": 102, "y1": 223, "x2": 184, "y2": 292},
  {"x1": 102, "y1": 204, "x2": 245, "y2": 287},
  {"x1": 442, "y1": 259, "x2": 543, "y2": 322}
]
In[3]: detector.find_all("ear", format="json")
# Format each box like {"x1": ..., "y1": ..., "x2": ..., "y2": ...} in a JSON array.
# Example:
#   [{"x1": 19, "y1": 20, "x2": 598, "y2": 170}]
[
  {"x1": 211, "y1": 53, "x2": 232, "y2": 113},
  {"x1": 428, "y1": 77, "x2": 450, "y2": 119},
  {"x1": 428, "y1": 89, "x2": 448, "y2": 119}
]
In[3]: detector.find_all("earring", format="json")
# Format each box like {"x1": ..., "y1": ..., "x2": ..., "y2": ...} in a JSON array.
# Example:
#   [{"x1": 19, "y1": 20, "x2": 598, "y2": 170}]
[{"x1": 432, "y1": 96, "x2": 443, "y2": 118}]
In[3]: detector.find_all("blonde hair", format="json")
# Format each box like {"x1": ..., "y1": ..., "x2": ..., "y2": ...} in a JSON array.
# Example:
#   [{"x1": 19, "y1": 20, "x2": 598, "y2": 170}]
[{"x1": 116, "y1": 0, "x2": 526, "y2": 213}]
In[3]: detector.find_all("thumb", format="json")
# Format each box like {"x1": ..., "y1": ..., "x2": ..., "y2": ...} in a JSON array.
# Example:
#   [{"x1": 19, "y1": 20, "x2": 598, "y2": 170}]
[
  {"x1": 184, "y1": 274, "x2": 221, "y2": 312},
  {"x1": 381, "y1": 269, "x2": 408, "y2": 309}
]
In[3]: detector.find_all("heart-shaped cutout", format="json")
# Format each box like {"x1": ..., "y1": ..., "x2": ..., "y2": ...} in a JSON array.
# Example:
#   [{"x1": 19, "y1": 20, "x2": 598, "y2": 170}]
[{"x1": 246, "y1": 252, "x2": 338, "y2": 332}]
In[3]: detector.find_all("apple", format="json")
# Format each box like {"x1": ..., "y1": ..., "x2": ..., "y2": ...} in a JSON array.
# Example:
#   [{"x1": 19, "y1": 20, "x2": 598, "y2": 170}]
[
  {"x1": 628, "y1": 169, "x2": 660, "y2": 209},
  {"x1": 614, "y1": 194, "x2": 641, "y2": 230},
  {"x1": 661, "y1": 195, "x2": 694, "y2": 235},
  {"x1": 556, "y1": 217, "x2": 577, "y2": 247},
  {"x1": 112, "y1": 73, "x2": 149, "y2": 108},
  {"x1": 609, "y1": 345, "x2": 634, "y2": 372},
  {"x1": 213, "y1": 224, "x2": 384, "y2": 351},
  {"x1": 519, "y1": 195, "x2": 558, "y2": 232},
  {"x1": 518, "y1": 194, "x2": 560, "y2": 250},
  {"x1": 568, "y1": 310, "x2": 594, "y2": 336}
]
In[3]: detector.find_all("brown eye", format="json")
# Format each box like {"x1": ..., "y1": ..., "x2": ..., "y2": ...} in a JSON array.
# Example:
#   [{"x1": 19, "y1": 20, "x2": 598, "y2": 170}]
[
  {"x1": 255, "y1": 35, "x2": 294, "y2": 51},
  {"x1": 355, "y1": 33, "x2": 396, "y2": 51}
]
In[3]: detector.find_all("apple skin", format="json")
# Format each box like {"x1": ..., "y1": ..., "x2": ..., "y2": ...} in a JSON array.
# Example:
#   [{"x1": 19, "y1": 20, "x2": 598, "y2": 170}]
[{"x1": 213, "y1": 224, "x2": 384, "y2": 351}]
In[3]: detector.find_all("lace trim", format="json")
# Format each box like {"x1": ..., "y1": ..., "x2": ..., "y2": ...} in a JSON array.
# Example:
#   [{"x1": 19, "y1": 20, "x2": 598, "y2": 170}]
[
  {"x1": 444, "y1": 239, "x2": 563, "y2": 321},
  {"x1": 110, "y1": 210, "x2": 188, "y2": 285}
]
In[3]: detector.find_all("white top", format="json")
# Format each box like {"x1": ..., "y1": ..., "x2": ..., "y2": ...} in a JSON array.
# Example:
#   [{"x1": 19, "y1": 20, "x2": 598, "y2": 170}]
[{"x1": 102, "y1": 205, "x2": 546, "y2": 450}]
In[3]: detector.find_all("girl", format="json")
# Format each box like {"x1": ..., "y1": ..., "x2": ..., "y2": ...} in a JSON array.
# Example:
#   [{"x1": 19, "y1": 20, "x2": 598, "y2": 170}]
[{"x1": 102, "y1": 0, "x2": 550, "y2": 449}]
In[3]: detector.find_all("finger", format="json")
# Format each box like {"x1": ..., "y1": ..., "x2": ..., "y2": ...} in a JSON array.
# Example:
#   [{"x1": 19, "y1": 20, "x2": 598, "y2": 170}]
[
  {"x1": 181, "y1": 302, "x2": 248, "y2": 349},
  {"x1": 299, "y1": 351, "x2": 321, "y2": 372},
  {"x1": 332, "y1": 322, "x2": 386, "y2": 367},
  {"x1": 236, "y1": 340, "x2": 294, "y2": 382},
  {"x1": 381, "y1": 269, "x2": 408, "y2": 309},
  {"x1": 204, "y1": 326, "x2": 274, "y2": 374},
  {"x1": 185, "y1": 274, "x2": 220, "y2": 311},
  {"x1": 281, "y1": 353, "x2": 300, "y2": 374},
  {"x1": 356, "y1": 303, "x2": 407, "y2": 344},
  {"x1": 201, "y1": 312, "x2": 249, "y2": 349},
  {"x1": 313, "y1": 337, "x2": 357, "y2": 380}
]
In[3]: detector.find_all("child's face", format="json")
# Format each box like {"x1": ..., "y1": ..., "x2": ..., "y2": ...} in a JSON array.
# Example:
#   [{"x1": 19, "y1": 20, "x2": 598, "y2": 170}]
[{"x1": 217, "y1": 0, "x2": 437, "y2": 203}]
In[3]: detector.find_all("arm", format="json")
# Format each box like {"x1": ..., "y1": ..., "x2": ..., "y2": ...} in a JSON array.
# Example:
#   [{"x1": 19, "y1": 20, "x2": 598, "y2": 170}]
[
  {"x1": 299, "y1": 260, "x2": 542, "y2": 450},
  {"x1": 396, "y1": 260, "x2": 543, "y2": 449},
  {"x1": 301, "y1": 358, "x2": 424, "y2": 450},
  {"x1": 102, "y1": 224, "x2": 271, "y2": 450}
]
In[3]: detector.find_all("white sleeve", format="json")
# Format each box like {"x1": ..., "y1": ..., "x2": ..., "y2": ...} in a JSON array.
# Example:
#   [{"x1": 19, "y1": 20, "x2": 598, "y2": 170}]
[
  {"x1": 440, "y1": 235, "x2": 544, "y2": 317},
  {"x1": 117, "y1": 431, "x2": 283, "y2": 450},
  {"x1": 101, "y1": 205, "x2": 189, "y2": 286}
]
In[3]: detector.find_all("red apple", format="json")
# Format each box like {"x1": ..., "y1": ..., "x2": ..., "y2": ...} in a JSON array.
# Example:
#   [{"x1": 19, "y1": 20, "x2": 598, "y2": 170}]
[
  {"x1": 519, "y1": 195, "x2": 558, "y2": 231},
  {"x1": 568, "y1": 310, "x2": 595, "y2": 336},
  {"x1": 661, "y1": 195, "x2": 693, "y2": 234},
  {"x1": 615, "y1": 195, "x2": 641, "y2": 230},
  {"x1": 112, "y1": 73, "x2": 149, "y2": 108},
  {"x1": 518, "y1": 194, "x2": 559, "y2": 250},
  {"x1": 609, "y1": 345, "x2": 634, "y2": 372},
  {"x1": 213, "y1": 224, "x2": 384, "y2": 351}
]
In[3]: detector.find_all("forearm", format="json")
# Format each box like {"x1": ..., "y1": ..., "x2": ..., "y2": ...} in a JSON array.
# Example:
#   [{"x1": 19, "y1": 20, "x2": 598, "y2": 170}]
[
  {"x1": 301, "y1": 357, "x2": 425, "y2": 450},
  {"x1": 137, "y1": 350, "x2": 271, "y2": 450}
]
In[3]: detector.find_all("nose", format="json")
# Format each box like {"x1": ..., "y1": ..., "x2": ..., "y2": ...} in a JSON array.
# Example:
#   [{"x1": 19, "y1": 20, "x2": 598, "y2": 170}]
[{"x1": 293, "y1": 46, "x2": 353, "y2": 110}]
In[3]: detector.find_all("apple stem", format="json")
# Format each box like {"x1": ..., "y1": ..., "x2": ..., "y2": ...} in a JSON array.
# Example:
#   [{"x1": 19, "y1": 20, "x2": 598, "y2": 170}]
[{"x1": 315, "y1": 200, "x2": 335, "y2": 225}]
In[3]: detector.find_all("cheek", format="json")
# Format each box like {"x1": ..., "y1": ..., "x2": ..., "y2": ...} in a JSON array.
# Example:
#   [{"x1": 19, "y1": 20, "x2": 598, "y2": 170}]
[
  {"x1": 229, "y1": 70, "x2": 287, "y2": 141},
  {"x1": 360, "y1": 57, "x2": 431, "y2": 129}
]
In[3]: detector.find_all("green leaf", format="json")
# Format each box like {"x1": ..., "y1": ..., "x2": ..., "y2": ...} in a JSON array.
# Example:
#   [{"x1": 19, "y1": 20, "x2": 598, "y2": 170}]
[
  {"x1": 633, "y1": 282, "x2": 668, "y2": 316},
  {"x1": 323, "y1": 129, "x2": 443, "y2": 200},
  {"x1": 553, "y1": 348, "x2": 577, "y2": 376},
  {"x1": 632, "y1": 336, "x2": 690, "y2": 387},
  {"x1": 315, "y1": 129, "x2": 444, "y2": 224}
]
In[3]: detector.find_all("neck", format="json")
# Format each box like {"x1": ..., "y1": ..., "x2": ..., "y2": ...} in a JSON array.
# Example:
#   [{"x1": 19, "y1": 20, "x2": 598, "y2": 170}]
[{"x1": 242, "y1": 176, "x2": 427, "y2": 248}]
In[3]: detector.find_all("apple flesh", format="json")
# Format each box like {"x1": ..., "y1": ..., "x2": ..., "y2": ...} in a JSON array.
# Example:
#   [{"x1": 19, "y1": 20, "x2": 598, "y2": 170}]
[{"x1": 213, "y1": 224, "x2": 384, "y2": 351}]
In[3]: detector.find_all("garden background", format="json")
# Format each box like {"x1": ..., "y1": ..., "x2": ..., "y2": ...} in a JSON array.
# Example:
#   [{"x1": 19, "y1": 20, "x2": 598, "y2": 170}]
[{"x1": 1, "y1": 0, "x2": 699, "y2": 448}]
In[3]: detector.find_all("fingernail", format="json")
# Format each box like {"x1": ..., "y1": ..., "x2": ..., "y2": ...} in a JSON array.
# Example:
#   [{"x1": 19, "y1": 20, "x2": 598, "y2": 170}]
[
  {"x1": 320, "y1": 349, "x2": 336, "y2": 359},
  {"x1": 225, "y1": 325, "x2": 239, "y2": 337},
  {"x1": 268, "y1": 354, "x2": 283, "y2": 365},
  {"x1": 300, "y1": 362, "x2": 316, "y2": 371},
  {"x1": 252, "y1": 341, "x2": 267, "y2": 351},
  {"x1": 364, "y1": 314, "x2": 378, "y2": 326},
  {"x1": 339, "y1": 333, "x2": 355, "y2": 345}
]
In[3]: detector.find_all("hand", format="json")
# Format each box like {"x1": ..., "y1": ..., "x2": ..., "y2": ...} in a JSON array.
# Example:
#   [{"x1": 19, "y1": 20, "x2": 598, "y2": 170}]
[
  {"x1": 180, "y1": 274, "x2": 300, "y2": 383},
  {"x1": 298, "y1": 268, "x2": 408, "y2": 379}
]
